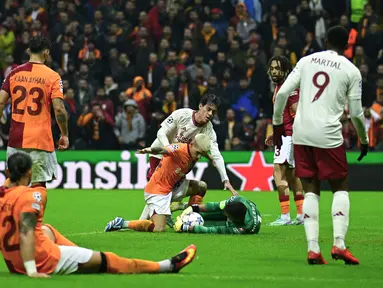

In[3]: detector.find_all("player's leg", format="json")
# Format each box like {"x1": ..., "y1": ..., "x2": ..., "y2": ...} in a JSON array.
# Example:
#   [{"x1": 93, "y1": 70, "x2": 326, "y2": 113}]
[
  {"x1": 53, "y1": 245, "x2": 196, "y2": 275},
  {"x1": 269, "y1": 163, "x2": 292, "y2": 226},
  {"x1": 319, "y1": 145, "x2": 359, "y2": 265},
  {"x1": 187, "y1": 180, "x2": 207, "y2": 206},
  {"x1": 294, "y1": 145, "x2": 327, "y2": 264},
  {"x1": 286, "y1": 168, "x2": 304, "y2": 224},
  {"x1": 170, "y1": 180, "x2": 207, "y2": 212},
  {"x1": 42, "y1": 224, "x2": 77, "y2": 247}
]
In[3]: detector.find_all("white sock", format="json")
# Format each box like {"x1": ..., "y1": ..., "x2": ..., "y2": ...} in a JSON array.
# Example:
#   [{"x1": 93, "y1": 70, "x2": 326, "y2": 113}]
[
  {"x1": 332, "y1": 191, "x2": 349, "y2": 249},
  {"x1": 281, "y1": 213, "x2": 290, "y2": 221},
  {"x1": 139, "y1": 205, "x2": 151, "y2": 220},
  {"x1": 122, "y1": 221, "x2": 130, "y2": 228},
  {"x1": 158, "y1": 259, "x2": 173, "y2": 272},
  {"x1": 303, "y1": 192, "x2": 320, "y2": 253}
]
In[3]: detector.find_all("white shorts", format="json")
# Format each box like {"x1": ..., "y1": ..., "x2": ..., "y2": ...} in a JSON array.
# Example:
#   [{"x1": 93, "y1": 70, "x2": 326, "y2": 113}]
[
  {"x1": 274, "y1": 136, "x2": 295, "y2": 168},
  {"x1": 171, "y1": 179, "x2": 190, "y2": 202},
  {"x1": 53, "y1": 246, "x2": 94, "y2": 275},
  {"x1": 144, "y1": 192, "x2": 172, "y2": 217},
  {"x1": 6, "y1": 147, "x2": 58, "y2": 183}
]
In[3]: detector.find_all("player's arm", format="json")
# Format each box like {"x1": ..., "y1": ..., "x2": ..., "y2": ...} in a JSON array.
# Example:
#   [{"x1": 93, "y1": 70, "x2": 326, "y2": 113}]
[
  {"x1": 0, "y1": 71, "x2": 11, "y2": 116},
  {"x1": 208, "y1": 128, "x2": 239, "y2": 195},
  {"x1": 273, "y1": 59, "x2": 303, "y2": 125},
  {"x1": 137, "y1": 146, "x2": 169, "y2": 156},
  {"x1": 52, "y1": 98, "x2": 68, "y2": 137},
  {"x1": 347, "y1": 73, "x2": 368, "y2": 145},
  {"x1": 0, "y1": 90, "x2": 9, "y2": 117},
  {"x1": 181, "y1": 198, "x2": 233, "y2": 217},
  {"x1": 156, "y1": 111, "x2": 180, "y2": 147},
  {"x1": 187, "y1": 225, "x2": 237, "y2": 234}
]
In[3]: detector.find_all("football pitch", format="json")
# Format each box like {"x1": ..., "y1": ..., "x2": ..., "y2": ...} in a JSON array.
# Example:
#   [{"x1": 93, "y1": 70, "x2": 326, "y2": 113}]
[{"x1": 1, "y1": 190, "x2": 383, "y2": 288}]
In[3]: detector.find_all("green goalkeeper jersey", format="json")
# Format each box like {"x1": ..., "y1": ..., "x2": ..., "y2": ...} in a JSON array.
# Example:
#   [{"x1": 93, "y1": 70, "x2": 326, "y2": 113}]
[{"x1": 192, "y1": 196, "x2": 261, "y2": 235}]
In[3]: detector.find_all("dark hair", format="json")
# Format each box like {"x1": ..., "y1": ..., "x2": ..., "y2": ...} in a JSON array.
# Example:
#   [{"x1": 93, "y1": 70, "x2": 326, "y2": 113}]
[
  {"x1": 199, "y1": 93, "x2": 221, "y2": 108},
  {"x1": 29, "y1": 35, "x2": 51, "y2": 54},
  {"x1": 7, "y1": 153, "x2": 32, "y2": 182},
  {"x1": 326, "y1": 25, "x2": 349, "y2": 51},
  {"x1": 224, "y1": 202, "x2": 247, "y2": 225},
  {"x1": 268, "y1": 55, "x2": 293, "y2": 78}
]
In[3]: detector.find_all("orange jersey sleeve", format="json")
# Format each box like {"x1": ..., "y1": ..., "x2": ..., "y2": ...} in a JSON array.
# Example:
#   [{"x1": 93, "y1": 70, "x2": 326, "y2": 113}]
[
  {"x1": 0, "y1": 186, "x2": 60, "y2": 274},
  {"x1": 3, "y1": 62, "x2": 64, "y2": 152},
  {"x1": 145, "y1": 144, "x2": 194, "y2": 195}
]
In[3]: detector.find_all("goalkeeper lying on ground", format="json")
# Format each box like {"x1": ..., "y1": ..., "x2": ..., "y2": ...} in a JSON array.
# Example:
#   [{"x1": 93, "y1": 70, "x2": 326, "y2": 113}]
[{"x1": 174, "y1": 196, "x2": 262, "y2": 234}]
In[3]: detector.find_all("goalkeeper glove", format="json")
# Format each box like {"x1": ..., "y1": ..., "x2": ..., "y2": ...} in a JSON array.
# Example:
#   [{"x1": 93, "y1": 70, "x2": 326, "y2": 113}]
[{"x1": 173, "y1": 216, "x2": 190, "y2": 232}]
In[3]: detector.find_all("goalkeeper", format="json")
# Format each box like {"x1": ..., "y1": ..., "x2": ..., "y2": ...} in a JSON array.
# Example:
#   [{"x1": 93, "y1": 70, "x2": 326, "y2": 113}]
[{"x1": 174, "y1": 196, "x2": 261, "y2": 234}]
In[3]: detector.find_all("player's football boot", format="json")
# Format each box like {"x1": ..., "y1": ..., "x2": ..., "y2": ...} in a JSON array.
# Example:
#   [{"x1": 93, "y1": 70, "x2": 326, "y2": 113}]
[
  {"x1": 307, "y1": 251, "x2": 328, "y2": 265},
  {"x1": 171, "y1": 244, "x2": 197, "y2": 273},
  {"x1": 170, "y1": 201, "x2": 188, "y2": 212},
  {"x1": 268, "y1": 216, "x2": 292, "y2": 226},
  {"x1": 104, "y1": 217, "x2": 124, "y2": 232},
  {"x1": 331, "y1": 246, "x2": 359, "y2": 265},
  {"x1": 291, "y1": 215, "x2": 304, "y2": 225}
]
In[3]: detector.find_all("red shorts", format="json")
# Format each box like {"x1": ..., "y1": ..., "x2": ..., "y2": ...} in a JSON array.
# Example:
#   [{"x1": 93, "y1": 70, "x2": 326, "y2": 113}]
[
  {"x1": 147, "y1": 157, "x2": 161, "y2": 180},
  {"x1": 294, "y1": 144, "x2": 348, "y2": 181}
]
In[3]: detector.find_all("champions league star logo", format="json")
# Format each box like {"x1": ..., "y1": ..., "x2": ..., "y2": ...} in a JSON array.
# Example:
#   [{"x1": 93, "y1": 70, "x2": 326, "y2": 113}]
[{"x1": 227, "y1": 152, "x2": 274, "y2": 191}]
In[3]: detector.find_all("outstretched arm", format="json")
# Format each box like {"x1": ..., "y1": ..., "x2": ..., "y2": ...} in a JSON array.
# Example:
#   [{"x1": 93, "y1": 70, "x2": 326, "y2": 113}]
[
  {"x1": 19, "y1": 212, "x2": 49, "y2": 278},
  {"x1": 0, "y1": 90, "x2": 9, "y2": 117},
  {"x1": 137, "y1": 147, "x2": 169, "y2": 156}
]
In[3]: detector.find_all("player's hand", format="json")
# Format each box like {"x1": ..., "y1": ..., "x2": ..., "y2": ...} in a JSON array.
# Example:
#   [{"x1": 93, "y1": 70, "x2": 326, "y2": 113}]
[
  {"x1": 265, "y1": 134, "x2": 273, "y2": 146},
  {"x1": 223, "y1": 180, "x2": 239, "y2": 196},
  {"x1": 58, "y1": 136, "x2": 69, "y2": 150},
  {"x1": 357, "y1": 143, "x2": 368, "y2": 162},
  {"x1": 173, "y1": 216, "x2": 183, "y2": 232},
  {"x1": 273, "y1": 124, "x2": 285, "y2": 150},
  {"x1": 137, "y1": 148, "x2": 151, "y2": 154},
  {"x1": 180, "y1": 206, "x2": 193, "y2": 219},
  {"x1": 28, "y1": 272, "x2": 50, "y2": 278}
]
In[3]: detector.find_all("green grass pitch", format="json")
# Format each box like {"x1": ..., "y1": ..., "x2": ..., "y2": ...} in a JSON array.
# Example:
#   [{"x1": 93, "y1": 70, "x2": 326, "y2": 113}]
[{"x1": 1, "y1": 190, "x2": 383, "y2": 288}]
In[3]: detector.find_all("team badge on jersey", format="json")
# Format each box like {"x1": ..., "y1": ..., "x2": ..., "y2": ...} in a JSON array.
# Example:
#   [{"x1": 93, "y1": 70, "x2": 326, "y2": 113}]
[
  {"x1": 169, "y1": 144, "x2": 179, "y2": 152},
  {"x1": 59, "y1": 80, "x2": 63, "y2": 93},
  {"x1": 33, "y1": 192, "x2": 42, "y2": 203},
  {"x1": 167, "y1": 116, "x2": 174, "y2": 124}
]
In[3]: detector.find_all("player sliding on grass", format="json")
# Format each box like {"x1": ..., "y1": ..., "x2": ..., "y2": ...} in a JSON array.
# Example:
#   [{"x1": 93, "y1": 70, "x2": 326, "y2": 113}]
[
  {"x1": 0, "y1": 153, "x2": 196, "y2": 278},
  {"x1": 104, "y1": 134, "x2": 213, "y2": 233},
  {"x1": 273, "y1": 26, "x2": 369, "y2": 265},
  {"x1": 0, "y1": 35, "x2": 69, "y2": 203},
  {"x1": 266, "y1": 55, "x2": 304, "y2": 226},
  {"x1": 173, "y1": 196, "x2": 261, "y2": 234},
  {"x1": 140, "y1": 93, "x2": 238, "y2": 221}
]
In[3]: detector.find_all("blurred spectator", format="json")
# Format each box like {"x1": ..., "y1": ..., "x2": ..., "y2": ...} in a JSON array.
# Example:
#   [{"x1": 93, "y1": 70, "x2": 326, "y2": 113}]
[
  {"x1": 0, "y1": 23, "x2": 15, "y2": 70},
  {"x1": 114, "y1": 100, "x2": 146, "y2": 150},
  {"x1": 93, "y1": 87, "x2": 115, "y2": 118},
  {"x1": 125, "y1": 76, "x2": 152, "y2": 123},
  {"x1": 77, "y1": 102, "x2": 116, "y2": 150},
  {"x1": 187, "y1": 55, "x2": 212, "y2": 81},
  {"x1": 162, "y1": 91, "x2": 177, "y2": 116}
]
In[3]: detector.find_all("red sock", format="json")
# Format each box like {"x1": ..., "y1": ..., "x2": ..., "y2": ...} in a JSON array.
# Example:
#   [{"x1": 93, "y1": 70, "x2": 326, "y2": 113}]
[
  {"x1": 43, "y1": 224, "x2": 77, "y2": 246},
  {"x1": 104, "y1": 252, "x2": 160, "y2": 274},
  {"x1": 294, "y1": 194, "x2": 304, "y2": 214},
  {"x1": 188, "y1": 189, "x2": 206, "y2": 206},
  {"x1": 279, "y1": 195, "x2": 290, "y2": 214},
  {"x1": 128, "y1": 220, "x2": 155, "y2": 232}
]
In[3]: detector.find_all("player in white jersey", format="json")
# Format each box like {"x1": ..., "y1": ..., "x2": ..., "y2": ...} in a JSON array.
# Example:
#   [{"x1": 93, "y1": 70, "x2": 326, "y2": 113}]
[
  {"x1": 140, "y1": 94, "x2": 238, "y2": 221},
  {"x1": 273, "y1": 26, "x2": 368, "y2": 265}
]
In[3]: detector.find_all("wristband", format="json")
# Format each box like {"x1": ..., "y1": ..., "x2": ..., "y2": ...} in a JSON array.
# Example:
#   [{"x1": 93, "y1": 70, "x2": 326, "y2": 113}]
[
  {"x1": 182, "y1": 224, "x2": 190, "y2": 232},
  {"x1": 191, "y1": 205, "x2": 200, "y2": 213},
  {"x1": 24, "y1": 260, "x2": 37, "y2": 276}
]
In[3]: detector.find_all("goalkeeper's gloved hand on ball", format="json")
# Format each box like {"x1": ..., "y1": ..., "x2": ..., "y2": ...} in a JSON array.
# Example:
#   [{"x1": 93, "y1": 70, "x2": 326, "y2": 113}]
[
  {"x1": 180, "y1": 206, "x2": 193, "y2": 219},
  {"x1": 173, "y1": 216, "x2": 190, "y2": 232}
]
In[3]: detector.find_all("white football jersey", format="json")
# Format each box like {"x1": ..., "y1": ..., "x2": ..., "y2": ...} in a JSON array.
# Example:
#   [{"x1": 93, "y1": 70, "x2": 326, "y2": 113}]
[
  {"x1": 275, "y1": 50, "x2": 362, "y2": 148},
  {"x1": 150, "y1": 108, "x2": 228, "y2": 181}
]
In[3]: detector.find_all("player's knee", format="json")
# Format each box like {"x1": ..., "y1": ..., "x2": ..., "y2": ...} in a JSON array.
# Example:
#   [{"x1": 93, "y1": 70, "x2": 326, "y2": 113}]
[
  {"x1": 153, "y1": 225, "x2": 166, "y2": 232},
  {"x1": 198, "y1": 181, "x2": 207, "y2": 195},
  {"x1": 79, "y1": 251, "x2": 103, "y2": 273}
]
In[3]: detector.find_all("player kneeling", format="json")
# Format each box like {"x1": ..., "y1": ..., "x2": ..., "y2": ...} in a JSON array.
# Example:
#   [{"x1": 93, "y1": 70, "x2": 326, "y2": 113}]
[
  {"x1": 104, "y1": 134, "x2": 213, "y2": 233},
  {"x1": 0, "y1": 153, "x2": 196, "y2": 278},
  {"x1": 174, "y1": 196, "x2": 261, "y2": 234}
]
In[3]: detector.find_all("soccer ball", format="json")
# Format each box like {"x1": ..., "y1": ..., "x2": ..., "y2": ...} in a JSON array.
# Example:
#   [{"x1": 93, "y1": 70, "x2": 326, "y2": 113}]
[{"x1": 181, "y1": 212, "x2": 204, "y2": 226}]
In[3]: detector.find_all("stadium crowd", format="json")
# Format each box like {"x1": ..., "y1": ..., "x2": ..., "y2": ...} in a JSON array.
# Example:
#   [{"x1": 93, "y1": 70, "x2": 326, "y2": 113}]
[{"x1": 0, "y1": 0, "x2": 382, "y2": 151}]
